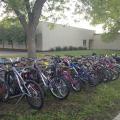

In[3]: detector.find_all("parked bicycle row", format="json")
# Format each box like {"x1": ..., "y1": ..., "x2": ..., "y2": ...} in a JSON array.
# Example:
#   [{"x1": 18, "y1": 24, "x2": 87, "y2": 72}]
[{"x1": 0, "y1": 54, "x2": 120, "y2": 110}]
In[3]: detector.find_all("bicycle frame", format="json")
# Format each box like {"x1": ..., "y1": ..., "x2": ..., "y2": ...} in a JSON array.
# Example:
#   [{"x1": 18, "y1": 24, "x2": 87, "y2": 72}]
[
  {"x1": 6, "y1": 66, "x2": 32, "y2": 96},
  {"x1": 34, "y1": 62, "x2": 50, "y2": 88}
]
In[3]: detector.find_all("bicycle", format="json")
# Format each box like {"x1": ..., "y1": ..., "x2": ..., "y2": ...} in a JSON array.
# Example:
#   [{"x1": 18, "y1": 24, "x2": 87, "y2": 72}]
[{"x1": 1, "y1": 59, "x2": 44, "y2": 110}]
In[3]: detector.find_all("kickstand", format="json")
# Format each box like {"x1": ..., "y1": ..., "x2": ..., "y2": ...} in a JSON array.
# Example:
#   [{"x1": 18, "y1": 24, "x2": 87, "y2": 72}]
[{"x1": 15, "y1": 94, "x2": 25, "y2": 105}]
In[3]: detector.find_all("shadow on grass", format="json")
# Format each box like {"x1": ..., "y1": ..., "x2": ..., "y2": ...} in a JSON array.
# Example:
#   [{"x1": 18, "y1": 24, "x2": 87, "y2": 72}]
[{"x1": 1, "y1": 81, "x2": 120, "y2": 120}]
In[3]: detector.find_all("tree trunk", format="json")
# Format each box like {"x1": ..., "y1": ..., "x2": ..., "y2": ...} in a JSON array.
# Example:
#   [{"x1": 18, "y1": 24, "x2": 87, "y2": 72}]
[
  {"x1": 3, "y1": 40, "x2": 4, "y2": 48},
  {"x1": 26, "y1": 26, "x2": 36, "y2": 58},
  {"x1": 11, "y1": 40, "x2": 13, "y2": 49},
  {"x1": 25, "y1": 39, "x2": 27, "y2": 50}
]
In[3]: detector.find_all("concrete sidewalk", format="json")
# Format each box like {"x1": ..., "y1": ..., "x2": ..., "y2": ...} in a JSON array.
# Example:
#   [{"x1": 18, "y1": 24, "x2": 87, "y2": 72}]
[
  {"x1": 0, "y1": 51, "x2": 27, "y2": 56},
  {"x1": 113, "y1": 113, "x2": 120, "y2": 120}
]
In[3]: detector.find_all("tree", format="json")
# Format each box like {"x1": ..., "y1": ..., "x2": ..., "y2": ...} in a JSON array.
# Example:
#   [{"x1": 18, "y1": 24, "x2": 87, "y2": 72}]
[
  {"x1": 0, "y1": 0, "x2": 48, "y2": 57},
  {"x1": 81, "y1": 0, "x2": 120, "y2": 41},
  {"x1": 0, "y1": 17, "x2": 26, "y2": 48},
  {"x1": 1, "y1": 0, "x2": 78, "y2": 57}
]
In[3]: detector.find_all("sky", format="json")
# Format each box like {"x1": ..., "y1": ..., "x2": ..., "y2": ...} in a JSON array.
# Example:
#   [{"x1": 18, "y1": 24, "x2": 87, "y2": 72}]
[
  {"x1": 0, "y1": 2, "x2": 104, "y2": 34},
  {"x1": 56, "y1": 17, "x2": 103, "y2": 34}
]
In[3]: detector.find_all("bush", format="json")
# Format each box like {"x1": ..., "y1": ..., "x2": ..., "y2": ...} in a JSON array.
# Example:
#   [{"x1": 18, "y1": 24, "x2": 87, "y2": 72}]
[
  {"x1": 68, "y1": 46, "x2": 74, "y2": 51},
  {"x1": 49, "y1": 48, "x2": 55, "y2": 51},
  {"x1": 78, "y1": 46, "x2": 87, "y2": 50},
  {"x1": 73, "y1": 47, "x2": 77, "y2": 50},
  {"x1": 62, "y1": 46, "x2": 68, "y2": 51},
  {"x1": 49, "y1": 46, "x2": 87, "y2": 51},
  {"x1": 55, "y1": 46, "x2": 62, "y2": 51}
]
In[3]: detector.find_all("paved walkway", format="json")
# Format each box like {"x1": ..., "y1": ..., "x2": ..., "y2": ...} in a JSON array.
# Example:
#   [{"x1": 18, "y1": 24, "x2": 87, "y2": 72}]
[
  {"x1": 113, "y1": 113, "x2": 120, "y2": 120},
  {"x1": 0, "y1": 51, "x2": 27, "y2": 56},
  {"x1": 0, "y1": 51, "x2": 49, "y2": 57}
]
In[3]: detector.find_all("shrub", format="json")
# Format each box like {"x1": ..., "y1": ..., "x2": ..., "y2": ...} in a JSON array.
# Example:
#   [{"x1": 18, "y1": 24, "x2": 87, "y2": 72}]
[
  {"x1": 73, "y1": 47, "x2": 77, "y2": 50},
  {"x1": 49, "y1": 46, "x2": 87, "y2": 51},
  {"x1": 55, "y1": 46, "x2": 62, "y2": 51},
  {"x1": 69, "y1": 46, "x2": 74, "y2": 51},
  {"x1": 78, "y1": 46, "x2": 87, "y2": 50},
  {"x1": 62, "y1": 46, "x2": 68, "y2": 51},
  {"x1": 49, "y1": 48, "x2": 55, "y2": 51}
]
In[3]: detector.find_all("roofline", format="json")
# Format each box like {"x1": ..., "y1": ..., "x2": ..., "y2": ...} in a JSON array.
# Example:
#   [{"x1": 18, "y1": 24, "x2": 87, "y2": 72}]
[
  {"x1": 39, "y1": 21, "x2": 95, "y2": 32},
  {"x1": 94, "y1": 33, "x2": 103, "y2": 35}
]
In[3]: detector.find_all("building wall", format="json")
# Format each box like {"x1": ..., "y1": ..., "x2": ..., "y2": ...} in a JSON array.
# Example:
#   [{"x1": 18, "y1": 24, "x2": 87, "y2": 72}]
[
  {"x1": 37, "y1": 22, "x2": 95, "y2": 51},
  {"x1": 93, "y1": 34, "x2": 120, "y2": 50}
]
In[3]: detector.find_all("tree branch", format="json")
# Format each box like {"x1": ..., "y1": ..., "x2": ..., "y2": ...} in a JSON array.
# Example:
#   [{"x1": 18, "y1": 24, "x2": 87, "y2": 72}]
[
  {"x1": 1, "y1": 0, "x2": 27, "y2": 31},
  {"x1": 24, "y1": 0, "x2": 32, "y2": 20},
  {"x1": 14, "y1": 9, "x2": 27, "y2": 31},
  {"x1": 30, "y1": 0, "x2": 46, "y2": 30}
]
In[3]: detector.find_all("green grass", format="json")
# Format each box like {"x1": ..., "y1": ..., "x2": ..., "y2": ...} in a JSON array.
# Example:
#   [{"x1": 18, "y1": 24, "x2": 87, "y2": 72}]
[
  {"x1": 0, "y1": 49, "x2": 120, "y2": 58},
  {"x1": 1, "y1": 81, "x2": 120, "y2": 120},
  {"x1": 1, "y1": 49, "x2": 120, "y2": 120},
  {"x1": 48, "y1": 49, "x2": 120, "y2": 56}
]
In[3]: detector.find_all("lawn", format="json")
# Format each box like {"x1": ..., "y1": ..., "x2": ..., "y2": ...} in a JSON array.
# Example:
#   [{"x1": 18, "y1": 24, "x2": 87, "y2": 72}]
[
  {"x1": 0, "y1": 49, "x2": 120, "y2": 120},
  {"x1": 1, "y1": 81, "x2": 120, "y2": 120},
  {"x1": 0, "y1": 49, "x2": 120, "y2": 57},
  {"x1": 48, "y1": 49, "x2": 120, "y2": 56}
]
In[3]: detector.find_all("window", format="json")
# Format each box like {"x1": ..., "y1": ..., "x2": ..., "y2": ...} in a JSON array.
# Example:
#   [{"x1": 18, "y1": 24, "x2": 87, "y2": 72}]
[
  {"x1": 83, "y1": 40, "x2": 87, "y2": 47},
  {"x1": 89, "y1": 39, "x2": 93, "y2": 49}
]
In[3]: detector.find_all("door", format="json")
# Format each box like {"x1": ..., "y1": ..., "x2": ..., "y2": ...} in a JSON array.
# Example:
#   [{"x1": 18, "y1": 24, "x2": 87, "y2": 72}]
[{"x1": 89, "y1": 39, "x2": 93, "y2": 49}]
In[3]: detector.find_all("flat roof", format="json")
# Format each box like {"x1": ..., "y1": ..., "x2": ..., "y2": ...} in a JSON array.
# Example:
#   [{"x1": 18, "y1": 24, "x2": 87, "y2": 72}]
[{"x1": 39, "y1": 21, "x2": 95, "y2": 32}]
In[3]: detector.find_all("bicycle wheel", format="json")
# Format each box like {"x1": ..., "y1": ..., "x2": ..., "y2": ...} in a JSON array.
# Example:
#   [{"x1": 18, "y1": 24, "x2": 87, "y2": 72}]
[
  {"x1": 111, "y1": 67, "x2": 119, "y2": 80},
  {"x1": 89, "y1": 72, "x2": 99, "y2": 86},
  {"x1": 26, "y1": 81, "x2": 44, "y2": 110},
  {"x1": 49, "y1": 77, "x2": 70, "y2": 100},
  {"x1": 0, "y1": 70, "x2": 9, "y2": 102},
  {"x1": 102, "y1": 68, "x2": 112, "y2": 82},
  {"x1": 0, "y1": 81, "x2": 9, "y2": 102},
  {"x1": 71, "y1": 77, "x2": 82, "y2": 92},
  {"x1": 115, "y1": 65, "x2": 120, "y2": 73}
]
